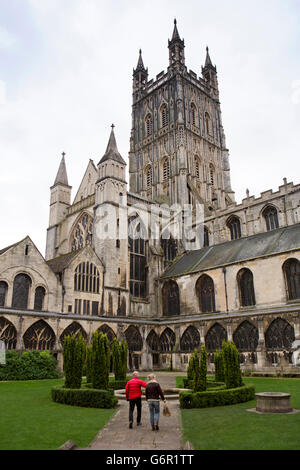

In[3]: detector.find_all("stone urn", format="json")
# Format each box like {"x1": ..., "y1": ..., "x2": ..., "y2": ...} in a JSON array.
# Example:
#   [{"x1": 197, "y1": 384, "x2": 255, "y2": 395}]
[{"x1": 255, "y1": 392, "x2": 293, "y2": 413}]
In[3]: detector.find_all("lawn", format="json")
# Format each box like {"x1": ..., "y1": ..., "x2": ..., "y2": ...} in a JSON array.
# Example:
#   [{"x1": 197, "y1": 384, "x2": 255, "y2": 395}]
[
  {"x1": 177, "y1": 376, "x2": 300, "y2": 450},
  {"x1": 0, "y1": 379, "x2": 116, "y2": 450}
]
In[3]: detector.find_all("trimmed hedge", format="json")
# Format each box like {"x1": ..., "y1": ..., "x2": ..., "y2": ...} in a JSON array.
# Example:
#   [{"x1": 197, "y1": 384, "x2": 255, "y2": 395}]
[
  {"x1": 85, "y1": 380, "x2": 129, "y2": 391},
  {"x1": 182, "y1": 377, "x2": 224, "y2": 390},
  {"x1": 179, "y1": 384, "x2": 255, "y2": 409},
  {"x1": 0, "y1": 350, "x2": 62, "y2": 381},
  {"x1": 51, "y1": 385, "x2": 118, "y2": 409}
]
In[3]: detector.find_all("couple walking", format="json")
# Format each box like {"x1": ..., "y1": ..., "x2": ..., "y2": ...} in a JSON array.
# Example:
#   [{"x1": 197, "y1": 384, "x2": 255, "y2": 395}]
[{"x1": 125, "y1": 371, "x2": 166, "y2": 431}]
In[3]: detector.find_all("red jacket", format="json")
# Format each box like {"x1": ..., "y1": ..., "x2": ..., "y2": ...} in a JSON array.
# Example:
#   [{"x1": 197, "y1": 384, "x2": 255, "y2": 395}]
[{"x1": 125, "y1": 377, "x2": 147, "y2": 400}]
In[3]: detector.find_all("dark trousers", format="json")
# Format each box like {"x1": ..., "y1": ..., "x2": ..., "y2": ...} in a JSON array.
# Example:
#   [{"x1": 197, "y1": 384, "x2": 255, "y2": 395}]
[{"x1": 129, "y1": 397, "x2": 142, "y2": 424}]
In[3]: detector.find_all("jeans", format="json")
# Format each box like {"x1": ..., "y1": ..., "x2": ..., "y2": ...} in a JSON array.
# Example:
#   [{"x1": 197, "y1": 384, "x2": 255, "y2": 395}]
[
  {"x1": 147, "y1": 401, "x2": 160, "y2": 426},
  {"x1": 129, "y1": 397, "x2": 142, "y2": 424}
]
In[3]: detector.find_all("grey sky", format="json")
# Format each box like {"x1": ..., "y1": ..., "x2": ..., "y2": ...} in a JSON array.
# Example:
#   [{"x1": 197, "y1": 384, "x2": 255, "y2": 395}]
[{"x1": 0, "y1": 0, "x2": 299, "y2": 254}]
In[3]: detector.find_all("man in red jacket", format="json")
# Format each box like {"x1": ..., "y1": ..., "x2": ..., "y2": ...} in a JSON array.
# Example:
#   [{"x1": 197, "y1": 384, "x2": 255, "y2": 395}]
[{"x1": 125, "y1": 371, "x2": 147, "y2": 428}]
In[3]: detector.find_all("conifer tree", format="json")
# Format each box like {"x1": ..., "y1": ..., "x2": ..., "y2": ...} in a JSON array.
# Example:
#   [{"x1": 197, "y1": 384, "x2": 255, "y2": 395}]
[
  {"x1": 198, "y1": 345, "x2": 207, "y2": 391},
  {"x1": 63, "y1": 334, "x2": 86, "y2": 389}
]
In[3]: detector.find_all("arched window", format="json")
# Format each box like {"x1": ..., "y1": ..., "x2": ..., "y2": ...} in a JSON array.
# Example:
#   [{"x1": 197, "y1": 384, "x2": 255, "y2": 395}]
[
  {"x1": 162, "y1": 158, "x2": 170, "y2": 181},
  {"x1": 233, "y1": 321, "x2": 258, "y2": 352},
  {"x1": 205, "y1": 112, "x2": 211, "y2": 134},
  {"x1": 209, "y1": 163, "x2": 215, "y2": 186},
  {"x1": 180, "y1": 326, "x2": 200, "y2": 352},
  {"x1": 98, "y1": 324, "x2": 117, "y2": 348},
  {"x1": 160, "y1": 328, "x2": 176, "y2": 352},
  {"x1": 195, "y1": 156, "x2": 201, "y2": 180},
  {"x1": 125, "y1": 325, "x2": 143, "y2": 352},
  {"x1": 145, "y1": 165, "x2": 152, "y2": 189},
  {"x1": 161, "y1": 234, "x2": 177, "y2": 267},
  {"x1": 0, "y1": 281, "x2": 8, "y2": 307},
  {"x1": 0, "y1": 317, "x2": 17, "y2": 349},
  {"x1": 74, "y1": 262, "x2": 100, "y2": 293},
  {"x1": 147, "y1": 330, "x2": 160, "y2": 352},
  {"x1": 265, "y1": 318, "x2": 295, "y2": 350},
  {"x1": 23, "y1": 320, "x2": 56, "y2": 351},
  {"x1": 34, "y1": 286, "x2": 46, "y2": 311},
  {"x1": 227, "y1": 216, "x2": 241, "y2": 240},
  {"x1": 129, "y1": 217, "x2": 147, "y2": 298},
  {"x1": 162, "y1": 280, "x2": 180, "y2": 316},
  {"x1": 238, "y1": 268, "x2": 256, "y2": 307},
  {"x1": 12, "y1": 273, "x2": 32, "y2": 310},
  {"x1": 283, "y1": 259, "x2": 300, "y2": 301},
  {"x1": 203, "y1": 226, "x2": 209, "y2": 248},
  {"x1": 191, "y1": 103, "x2": 197, "y2": 126},
  {"x1": 146, "y1": 114, "x2": 152, "y2": 137},
  {"x1": 205, "y1": 323, "x2": 227, "y2": 352},
  {"x1": 196, "y1": 274, "x2": 216, "y2": 313},
  {"x1": 71, "y1": 213, "x2": 93, "y2": 251},
  {"x1": 60, "y1": 322, "x2": 88, "y2": 345},
  {"x1": 263, "y1": 206, "x2": 279, "y2": 231},
  {"x1": 161, "y1": 104, "x2": 168, "y2": 127}
]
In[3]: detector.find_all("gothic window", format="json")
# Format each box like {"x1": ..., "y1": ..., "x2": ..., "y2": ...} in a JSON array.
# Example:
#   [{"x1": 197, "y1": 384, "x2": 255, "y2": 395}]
[
  {"x1": 203, "y1": 226, "x2": 209, "y2": 247},
  {"x1": 0, "y1": 317, "x2": 17, "y2": 349},
  {"x1": 233, "y1": 321, "x2": 259, "y2": 352},
  {"x1": 23, "y1": 320, "x2": 56, "y2": 351},
  {"x1": 12, "y1": 273, "x2": 32, "y2": 310},
  {"x1": 209, "y1": 163, "x2": 215, "y2": 186},
  {"x1": 227, "y1": 216, "x2": 242, "y2": 240},
  {"x1": 146, "y1": 114, "x2": 153, "y2": 137},
  {"x1": 196, "y1": 274, "x2": 216, "y2": 313},
  {"x1": 0, "y1": 281, "x2": 8, "y2": 307},
  {"x1": 205, "y1": 112, "x2": 211, "y2": 135},
  {"x1": 162, "y1": 280, "x2": 180, "y2": 316},
  {"x1": 74, "y1": 262, "x2": 100, "y2": 294},
  {"x1": 160, "y1": 327, "x2": 176, "y2": 352},
  {"x1": 161, "y1": 104, "x2": 168, "y2": 127},
  {"x1": 205, "y1": 323, "x2": 227, "y2": 352},
  {"x1": 146, "y1": 330, "x2": 160, "y2": 352},
  {"x1": 283, "y1": 259, "x2": 300, "y2": 301},
  {"x1": 237, "y1": 269, "x2": 256, "y2": 307},
  {"x1": 125, "y1": 325, "x2": 143, "y2": 352},
  {"x1": 60, "y1": 322, "x2": 87, "y2": 345},
  {"x1": 145, "y1": 165, "x2": 152, "y2": 189},
  {"x1": 71, "y1": 213, "x2": 93, "y2": 251},
  {"x1": 180, "y1": 325, "x2": 200, "y2": 352},
  {"x1": 161, "y1": 234, "x2": 177, "y2": 267},
  {"x1": 162, "y1": 158, "x2": 170, "y2": 181},
  {"x1": 34, "y1": 286, "x2": 46, "y2": 311},
  {"x1": 129, "y1": 217, "x2": 147, "y2": 298},
  {"x1": 195, "y1": 156, "x2": 201, "y2": 180},
  {"x1": 191, "y1": 103, "x2": 197, "y2": 126},
  {"x1": 263, "y1": 205, "x2": 279, "y2": 231},
  {"x1": 98, "y1": 324, "x2": 117, "y2": 348},
  {"x1": 265, "y1": 318, "x2": 295, "y2": 350}
]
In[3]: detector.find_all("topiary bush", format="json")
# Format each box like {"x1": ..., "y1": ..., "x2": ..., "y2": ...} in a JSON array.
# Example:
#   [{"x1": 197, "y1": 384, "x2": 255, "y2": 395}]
[
  {"x1": 63, "y1": 334, "x2": 86, "y2": 389},
  {"x1": 51, "y1": 386, "x2": 118, "y2": 409},
  {"x1": 198, "y1": 345, "x2": 207, "y2": 392},
  {"x1": 214, "y1": 349, "x2": 225, "y2": 382},
  {"x1": 91, "y1": 331, "x2": 110, "y2": 390},
  {"x1": 179, "y1": 384, "x2": 255, "y2": 409},
  {"x1": 0, "y1": 350, "x2": 62, "y2": 381},
  {"x1": 222, "y1": 340, "x2": 242, "y2": 389}
]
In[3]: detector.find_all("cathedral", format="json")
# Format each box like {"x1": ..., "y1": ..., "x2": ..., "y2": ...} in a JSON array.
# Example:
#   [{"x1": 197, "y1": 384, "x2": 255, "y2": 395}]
[{"x1": 0, "y1": 21, "x2": 300, "y2": 373}]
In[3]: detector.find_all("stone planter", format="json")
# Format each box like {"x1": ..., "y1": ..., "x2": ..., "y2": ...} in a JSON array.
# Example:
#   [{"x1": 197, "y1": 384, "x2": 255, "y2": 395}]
[{"x1": 255, "y1": 392, "x2": 293, "y2": 413}]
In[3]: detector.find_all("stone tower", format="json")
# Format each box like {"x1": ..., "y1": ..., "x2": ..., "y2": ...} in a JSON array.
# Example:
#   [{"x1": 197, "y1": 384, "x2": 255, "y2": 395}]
[{"x1": 128, "y1": 20, "x2": 235, "y2": 211}]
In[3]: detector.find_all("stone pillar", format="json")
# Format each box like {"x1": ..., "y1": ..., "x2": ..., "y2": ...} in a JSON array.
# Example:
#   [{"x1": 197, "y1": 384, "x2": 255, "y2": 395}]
[
  {"x1": 140, "y1": 326, "x2": 150, "y2": 371},
  {"x1": 292, "y1": 312, "x2": 300, "y2": 340},
  {"x1": 199, "y1": 321, "x2": 205, "y2": 347},
  {"x1": 225, "y1": 319, "x2": 232, "y2": 341},
  {"x1": 256, "y1": 316, "x2": 267, "y2": 369},
  {"x1": 173, "y1": 325, "x2": 182, "y2": 371},
  {"x1": 17, "y1": 316, "x2": 24, "y2": 353}
]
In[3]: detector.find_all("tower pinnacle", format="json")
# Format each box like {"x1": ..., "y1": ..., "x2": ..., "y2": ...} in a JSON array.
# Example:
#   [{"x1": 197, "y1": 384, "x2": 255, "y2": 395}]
[{"x1": 54, "y1": 153, "x2": 69, "y2": 186}]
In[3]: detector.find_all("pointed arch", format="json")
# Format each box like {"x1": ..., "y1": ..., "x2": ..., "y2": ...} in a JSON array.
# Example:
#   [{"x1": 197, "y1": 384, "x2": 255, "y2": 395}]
[
  {"x1": 194, "y1": 155, "x2": 201, "y2": 180},
  {"x1": 180, "y1": 325, "x2": 200, "y2": 352},
  {"x1": 205, "y1": 323, "x2": 227, "y2": 352},
  {"x1": 12, "y1": 273, "x2": 32, "y2": 310},
  {"x1": 34, "y1": 286, "x2": 46, "y2": 311},
  {"x1": 0, "y1": 281, "x2": 8, "y2": 307},
  {"x1": 262, "y1": 205, "x2": 279, "y2": 231},
  {"x1": 191, "y1": 103, "x2": 197, "y2": 126},
  {"x1": 128, "y1": 215, "x2": 147, "y2": 298},
  {"x1": 145, "y1": 113, "x2": 152, "y2": 137},
  {"x1": 227, "y1": 215, "x2": 241, "y2": 240},
  {"x1": 146, "y1": 330, "x2": 160, "y2": 352},
  {"x1": 125, "y1": 325, "x2": 143, "y2": 352},
  {"x1": 160, "y1": 103, "x2": 168, "y2": 127},
  {"x1": 162, "y1": 280, "x2": 180, "y2": 316},
  {"x1": 160, "y1": 328, "x2": 176, "y2": 352},
  {"x1": 60, "y1": 322, "x2": 88, "y2": 345},
  {"x1": 145, "y1": 164, "x2": 152, "y2": 190},
  {"x1": 162, "y1": 157, "x2": 170, "y2": 181},
  {"x1": 237, "y1": 268, "x2": 256, "y2": 307},
  {"x1": 265, "y1": 318, "x2": 295, "y2": 350},
  {"x1": 233, "y1": 320, "x2": 258, "y2": 352},
  {"x1": 70, "y1": 211, "x2": 94, "y2": 251},
  {"x1": 283, "y1": 258, "x2": 300, "y2": 301},
  {"x1": 0, "y1": 317, "x2": 17, "y2": 349},
  {"x1": 23, "y1": 320, "x2": 56, "y2": 351},
  {"x1": 196, "y1": 274, "x2": 215, "y2": 313},
  {"x1": 209, "y1": 163, "x2": 215, "y2": 186},
  {"x1": 98, "y1": 324, "x2": 117, "y2": 347}
]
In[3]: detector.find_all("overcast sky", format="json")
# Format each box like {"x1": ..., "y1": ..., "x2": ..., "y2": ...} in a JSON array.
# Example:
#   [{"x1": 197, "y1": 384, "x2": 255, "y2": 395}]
[{"x1": 0, "y1": 0, "x2": 299, "y2": 255}]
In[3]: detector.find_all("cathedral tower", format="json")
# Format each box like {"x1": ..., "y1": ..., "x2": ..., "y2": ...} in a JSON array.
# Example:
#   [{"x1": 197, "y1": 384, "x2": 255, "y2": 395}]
[{"x1": 129, "y1": 20, "x2": 235, "y2": 211}]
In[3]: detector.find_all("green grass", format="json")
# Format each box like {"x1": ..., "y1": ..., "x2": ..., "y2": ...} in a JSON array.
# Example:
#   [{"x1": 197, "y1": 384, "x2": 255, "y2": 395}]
[
  {"x1": 0, "y1": 379, "x2": 116, "y2": 450},
  {"x1": 178, "y1": 377, "x2": 300, "y2": 450}
]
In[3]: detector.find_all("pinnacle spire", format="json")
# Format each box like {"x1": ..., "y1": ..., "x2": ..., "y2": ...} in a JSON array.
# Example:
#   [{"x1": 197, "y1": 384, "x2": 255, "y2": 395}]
[
  {"x1": 171, "y1": 18, "x2": 181, "y2": 41},
  {"x1": 98, "y1": 125, "x2": 126, "y2": 166},
  {"x1": 54, "y1": 153, "x2": 69, "y2": 186},
  {"x1": 136, "y1": 49, "x2": 146, "y2": 71},
  {"x1": 205, "y1": 46, "x2": 213, "y2": 67}
]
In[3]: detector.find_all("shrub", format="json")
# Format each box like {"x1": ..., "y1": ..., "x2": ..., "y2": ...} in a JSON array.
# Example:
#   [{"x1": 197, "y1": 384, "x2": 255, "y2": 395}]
[
  {"x1": 214, "y1": 349, "x2": 225, "y2": 382},
  {"x1": 51, "y1": 386, "x2": 118, "y2": 409},
  {"x1": 222, "y1": 340, "x2": 242, "y2": 389},
  {"x1": 85, "y1": 345, "x2": 93, "y2": 384},
  {"x1": 63, "y1": 334, "x2": 86, "y2": 389},
  {"x1": 179, "y1": 384, "x2": 255, "y2": 409},
  {"x1": 0, "y1": 350, "x2": 61, "y2": 381},
  {"x1": 91, "y1": 331, "x2": 110, "y2": 390}
]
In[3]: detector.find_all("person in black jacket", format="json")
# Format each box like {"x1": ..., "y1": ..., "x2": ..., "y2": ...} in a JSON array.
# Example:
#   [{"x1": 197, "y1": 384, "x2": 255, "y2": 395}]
[{"x1": 145, "y1": 374, "x2": 166, "y2": 431}]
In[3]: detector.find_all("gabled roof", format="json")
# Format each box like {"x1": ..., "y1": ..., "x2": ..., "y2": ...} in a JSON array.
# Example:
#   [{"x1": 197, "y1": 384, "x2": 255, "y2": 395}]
[
  {"x1": 47, "y1": 248, "x2": 83, "y2": 274},
  {"x1": 0, "y1": 239, "x2": 25, "y2": 256},
  {"x1": 161, "y1": 223, "x2": 300, "y2": 279}
]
